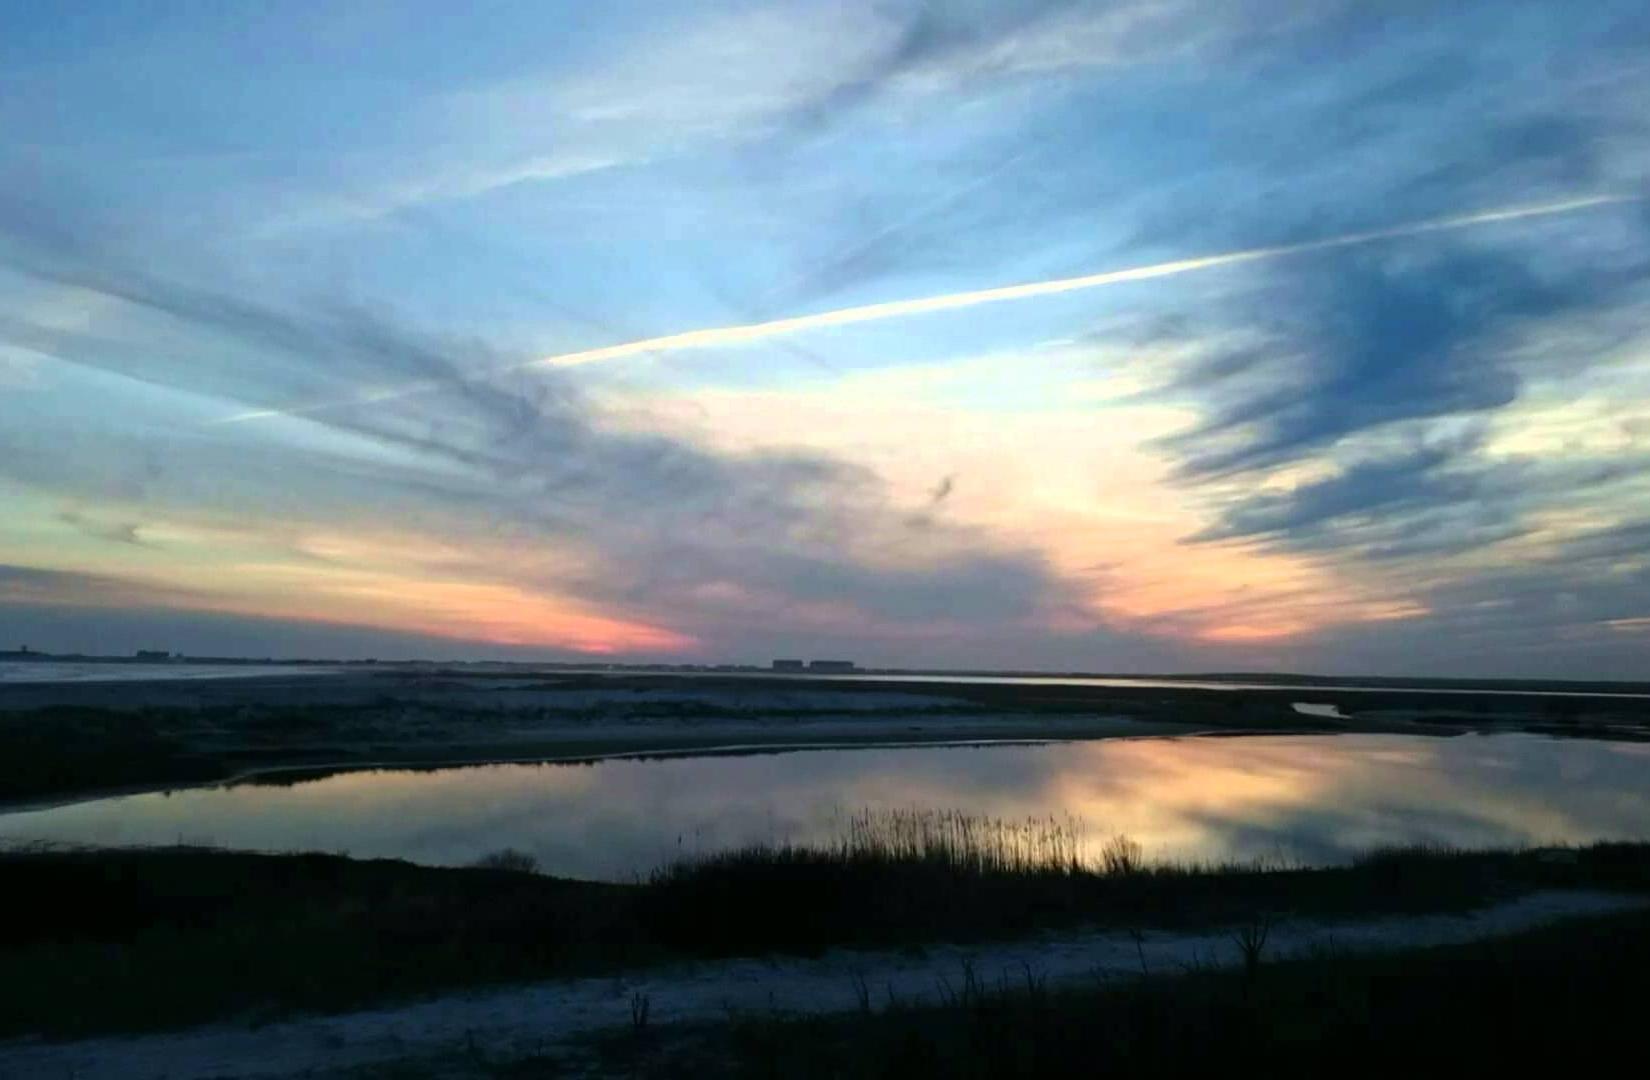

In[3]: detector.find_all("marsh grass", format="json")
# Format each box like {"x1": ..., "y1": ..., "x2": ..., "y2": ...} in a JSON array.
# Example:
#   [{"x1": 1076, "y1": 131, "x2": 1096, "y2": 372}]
[
  {"x1": 825, "y1": 809, "x2": 1093, "y2": 874},
  {"x1": 0, "y1": 845, "x2": 638, "y2": 1037},
  {"x1": 656, "y1": 809, "x2": 1138, "y2": 878},
  {"x1": 0, "y1": 707, "x2": 225, "y2": 801},
  {"x1": 641, "y1": 809, "x2": 1144, "y2": 954},
  {"x1": 639, "y1": 810, "x2": 1650, "y2": 957},
  {"x1": 5, "y1": 829, "x2": 1649, "y2": 1039}
]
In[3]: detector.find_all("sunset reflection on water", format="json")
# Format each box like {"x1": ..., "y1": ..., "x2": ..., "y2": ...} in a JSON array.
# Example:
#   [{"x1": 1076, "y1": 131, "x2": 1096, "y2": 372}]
[{"x1": 2, "y1": 734, "x2": 1646, "y2": 881}]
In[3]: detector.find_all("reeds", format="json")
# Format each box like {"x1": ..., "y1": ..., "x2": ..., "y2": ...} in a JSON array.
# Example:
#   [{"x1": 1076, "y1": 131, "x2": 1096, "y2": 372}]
[
  {"x1": 830, "y1": 808, "x2": 1091, "y2": 875},
  {"x1": 661, "y1": 808, "x2": 1144, "y2": 878}
]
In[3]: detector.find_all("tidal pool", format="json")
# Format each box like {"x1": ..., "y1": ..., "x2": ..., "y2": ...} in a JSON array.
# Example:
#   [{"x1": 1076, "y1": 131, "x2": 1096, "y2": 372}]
[{"x1": 3, "y1": 733, "x2": 1647, "y2": 880}]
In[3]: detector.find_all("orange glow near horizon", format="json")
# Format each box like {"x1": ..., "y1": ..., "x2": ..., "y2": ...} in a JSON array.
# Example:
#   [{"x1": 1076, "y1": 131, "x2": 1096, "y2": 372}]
[
  {"x1": 8, "y1": 0, "x2": 1647, "y2": 682},
  {"x1": 602, "y1": 358, "x2": 1433, "y2": 651},
  {"x1": 2, "y1": 509, "x2": 697, "y2": 656}
]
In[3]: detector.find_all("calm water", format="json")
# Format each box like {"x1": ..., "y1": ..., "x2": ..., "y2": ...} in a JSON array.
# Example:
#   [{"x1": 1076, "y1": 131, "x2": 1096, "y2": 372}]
[
  {"x1": 3, "y1": 734, "x2": 1648, "y2": 880},
  {"x1": 6, "y1": 660, "x2": 1647, "y2": 699},
  {"x1": 554, "y1": 669, "x2": 1650, "y2": 700},
  {"x1": 0, "y1": 662, "x2": 341, "y2": 684}
]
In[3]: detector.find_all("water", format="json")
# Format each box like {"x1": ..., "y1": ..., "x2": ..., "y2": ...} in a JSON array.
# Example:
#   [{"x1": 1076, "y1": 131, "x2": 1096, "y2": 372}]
[
  {"x1": 6, "y1": 660, "x2": 1647, "y2": 699},
  {"x1": 553, "y1": 669, "x2": 1650, "y2": 700},
  {"x1": 3, "y1": 733, "x2": 1647, "y2": 880},
  {"x1": 0, "y1": 662, "x2": 339, "y2": 684},
  {"x1": 1292, "y1": 702, "x2": 1349, "y2": 719}
]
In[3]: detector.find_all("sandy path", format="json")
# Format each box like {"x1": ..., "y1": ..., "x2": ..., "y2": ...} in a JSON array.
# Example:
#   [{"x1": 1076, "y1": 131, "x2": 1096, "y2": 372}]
[{"x1": 2, "y1": 889, "x2": 1639, "y2": 1080}]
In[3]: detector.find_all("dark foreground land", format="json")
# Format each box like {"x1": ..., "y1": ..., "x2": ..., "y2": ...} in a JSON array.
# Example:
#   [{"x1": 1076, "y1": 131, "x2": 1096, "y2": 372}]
[
  {"x1": 7, "y1": 670, "x2": 1650, "y2": 1077},
  {"x1": 5, "y1": 667, "x2": 1649, "y2": 805},
  {"x1": 4, "y1": 840, "x2": 1649, "y2": 1040},
  {"x1": 593, "y1": 906, "x2": 1650, "y2": 1080}
]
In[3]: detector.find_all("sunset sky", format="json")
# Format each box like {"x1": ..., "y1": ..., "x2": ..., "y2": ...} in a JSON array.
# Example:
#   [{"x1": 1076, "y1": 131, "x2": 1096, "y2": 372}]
[{"x1": 3, "y1": 1, "x2": 1648, "y2": 676}]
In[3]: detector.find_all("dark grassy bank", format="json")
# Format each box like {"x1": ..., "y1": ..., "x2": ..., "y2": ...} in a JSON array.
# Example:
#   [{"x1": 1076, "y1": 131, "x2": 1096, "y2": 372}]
[
  {"x1": 0, "y1": 700, "x2": 996, "y2": 804},
  {"x1": 0, "y1": 846, "x2": 638, "y2": 1037},
  {"x1": 6, "y1": 839, "x2": 1650, "y2": 1039},
  {"x1": 0, "y1": 706, "x2": 227, "y2": 802},
  {"x1": 609, "y1": 906, "x2": 1650, "y2": 1079},
  {"x1": 0, "y1": 698, "x2": 1142, "y2": 805},
  {"x1": 639, "y1": 828, "x2": 1650, "y2": 956}
]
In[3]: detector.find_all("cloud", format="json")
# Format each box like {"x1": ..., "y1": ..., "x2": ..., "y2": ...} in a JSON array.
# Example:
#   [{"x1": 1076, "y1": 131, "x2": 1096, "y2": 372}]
[
  {"x1": 1155, "y1": 232, "x2": 1650, "y2": 675},
  {"x1": 1284, "y1": 514, "x2": 1650, "y2": 677},
  {"x1": 0, "y1": 564, "x2": 199, "y2": 609},
  {"x1": 1162, "y1": 226, "x2": 1649, "y2": 477},
  {"x1": 781, "y1": 0, "x2": 1082, "y2": 123},
  {"x1": 55, "y1": 509, "x2": 149, "y2": 547},
  {"x1": 202, "y1": 192, "x2": 1635, "y2": 428},
  {"x1": 0, "y1": 347, "x2": 40, "y2": 387},
  {"x1": 1094, "y1": 4, "x2": 1650, "y2": 674},
  {"x1": 1189, "y1": 439, "x2": 1497, "y2": 543},
  {"x1": 323, "y1": 2, "x2": 913, "y2": 223},
  {"x1": 0, "y1": 594, "x2": 628, "y2": 662},
  {"x1": 5, "y1": 1, "x2": 1650, "y2": 676},
  {"x1": 321, "y1": 0, "x2": 1255, "y2": 223},
  {"x1": 1185, "y1": 427, "x2": 1650, "y2": 563},
  {"x1": 0, "y1": 199, "x2": 1067, "y2": 650}
]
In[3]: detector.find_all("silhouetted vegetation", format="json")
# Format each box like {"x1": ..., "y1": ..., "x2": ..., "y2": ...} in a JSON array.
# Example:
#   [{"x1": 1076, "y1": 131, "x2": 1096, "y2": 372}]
[
  {"x1": 6, "y1": 834, "x2": 1649, "y2": 1039},
  {"x1": 0, "y1": 845, "x2": 637, "y2": 1037},
  {"x1": 640, "y1": 821, "x2": 1650, "y2": 956},
  {"x1": 472, "y1": 847, "x2": 542, "y2": 874},
  {"x1": 0, "y1": 707, "x2": 224, "y2": 801}
]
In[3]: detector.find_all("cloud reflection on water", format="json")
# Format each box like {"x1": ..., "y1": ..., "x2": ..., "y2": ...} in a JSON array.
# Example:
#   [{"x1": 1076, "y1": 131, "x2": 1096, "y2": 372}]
[{"x1": 1, "y1": 734, "x2": 1646, "y2": 880}]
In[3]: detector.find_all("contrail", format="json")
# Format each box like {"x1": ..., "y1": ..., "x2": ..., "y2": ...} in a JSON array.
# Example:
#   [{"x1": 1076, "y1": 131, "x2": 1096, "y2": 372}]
[{"x1": 215, "y1": 193, "x2": 1634, "y2": 424}]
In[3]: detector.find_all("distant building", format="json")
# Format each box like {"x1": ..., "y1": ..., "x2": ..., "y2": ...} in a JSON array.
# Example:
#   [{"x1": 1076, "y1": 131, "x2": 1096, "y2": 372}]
[
  {"x1": 134, "y1": 650, "x2": 173, "y2": 662},
  {"x1": 771, "y1": 659, "x2": 805, "y2": 672},
  {"x1": 807, "y1": 659, "x2": 856, "y2": 673}
]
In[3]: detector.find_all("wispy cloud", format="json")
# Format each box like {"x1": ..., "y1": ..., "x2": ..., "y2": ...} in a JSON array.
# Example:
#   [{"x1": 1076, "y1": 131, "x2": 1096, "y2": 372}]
[
  {"x1": 0, "y1": 198, "x2": 1071, "y2": 653},
  {"x1": 4, "y1": 1, "x2": 1650, "y2": 673},
  {"x1": 262, "y1": 0, "x2": 1276, "y2": 228},
  {"x1": 212, "y1": 194, "x2": 1635, "y2": 426}
]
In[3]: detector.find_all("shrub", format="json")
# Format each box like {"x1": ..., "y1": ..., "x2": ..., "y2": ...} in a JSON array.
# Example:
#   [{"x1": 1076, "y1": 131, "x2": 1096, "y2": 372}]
[{"x1": 470, "y1": 848, "x2": 541, "y2": 874}]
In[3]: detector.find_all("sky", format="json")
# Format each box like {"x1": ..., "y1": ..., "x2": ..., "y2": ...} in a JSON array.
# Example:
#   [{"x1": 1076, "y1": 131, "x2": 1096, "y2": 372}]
[{"x1": 2, "y1": 1, "x2": 1648, "y2": 677}]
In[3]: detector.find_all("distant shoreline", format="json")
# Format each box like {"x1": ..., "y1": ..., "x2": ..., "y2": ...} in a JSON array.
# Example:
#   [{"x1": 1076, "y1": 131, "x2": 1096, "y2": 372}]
[
  {"x1": 4, "y1": 657, "x2": 1649, "y2": 697},
  {"x1": 0, "y1": 662, "x2": 346, "y2": 685},
  {"x1": 4, "y1": 667, "x2": 1648, "y2": 809}
]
